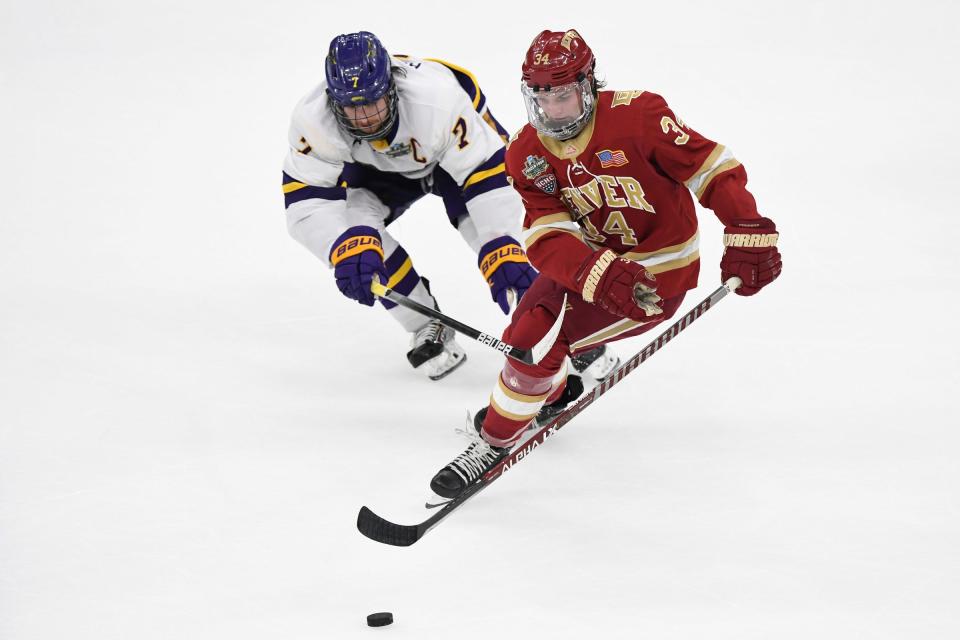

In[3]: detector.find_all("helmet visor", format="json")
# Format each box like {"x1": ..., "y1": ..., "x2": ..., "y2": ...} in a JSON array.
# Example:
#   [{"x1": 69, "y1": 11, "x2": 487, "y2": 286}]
[{"x1": 521, "y1": 77, "x2": 594, "y2": 140}]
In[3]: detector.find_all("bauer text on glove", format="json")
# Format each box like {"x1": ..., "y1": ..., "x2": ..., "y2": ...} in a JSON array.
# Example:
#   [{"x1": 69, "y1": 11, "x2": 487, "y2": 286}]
[
  {"x1": 330, "y1": 226, "x2": 388, "y2": 306},
  {"x1": 478, "y1": 236, "x2": 539, "y2": 314}
]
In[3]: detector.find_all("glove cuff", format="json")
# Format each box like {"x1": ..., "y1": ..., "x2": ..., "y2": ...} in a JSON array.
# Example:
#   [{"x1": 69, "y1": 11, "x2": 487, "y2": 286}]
[
  {"x1": 723, "y1": 217, "x2": 778, "y2": 249},
  {"x1": 579, "y1": 249, "x2": 617, "y2": 303},
  {"x1": 330, "y1": 226, "x2": 384, "y2": 266},
  {"x1": 478, "y1": 236, "x2": 529, "y2": 281}
]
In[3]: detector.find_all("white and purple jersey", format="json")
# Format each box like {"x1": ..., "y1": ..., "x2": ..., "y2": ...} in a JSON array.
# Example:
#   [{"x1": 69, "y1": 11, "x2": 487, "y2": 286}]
[{"x1": 281, "y1": 56, "x2": 523, "y2": 272}]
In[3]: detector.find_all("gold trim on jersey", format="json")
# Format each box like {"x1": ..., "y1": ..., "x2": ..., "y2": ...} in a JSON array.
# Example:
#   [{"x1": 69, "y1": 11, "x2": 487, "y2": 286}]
[
  {"x1": 522, "y1": 211, "x2": 582, "y2": 249},
  {"x1": 686, "y1": 144, "x2": 742, "y2": 200},
  {"x1": 523, "y1": 226, "x2": 582, "y2": 250},
  {"x1": 386, "y1": 257, "x2": 413, "y2": 288},
  {"x1": 645, "y1": 251, "x2": 700, "y2": 275},
  {"x1": 463, "y1": 163, "x2": 505, "y2": 189},
  {"x1": 617, "y1": 231, "x2": 700, "y2": 275},
  {"x1": 536, "y1": 108, "x2": 598, "y2": 160},
  {"x1": 695, "y1": 159, "x2": 740, "y2": 199},
  {"x1": 424, "y1": 57, "x2": 482, "y2": 109},
  {"x1": 489, "y1": 365, "x2": 568, "y2": 422},
  {"x1": 489, "y1": 395, "x2": 541, "y2": 422},
  {"x1": 282, "y1": 181, "x2": 308, "y2": 194},
  {"x1": 570, "y1": 317, "x2": 648, "y2": 352},
  {"x1": 526, "y1": 211, "x2": 576, "y2": 228},
  {"x1": 482, "y1": 110, "x2": 508, "y2": 142},
  {"x1": 619, "y1": 232, "x2": 698, "y2": 262},
  {"x1": 497, "y1": 378, "x2": 552, "y2": 404}
]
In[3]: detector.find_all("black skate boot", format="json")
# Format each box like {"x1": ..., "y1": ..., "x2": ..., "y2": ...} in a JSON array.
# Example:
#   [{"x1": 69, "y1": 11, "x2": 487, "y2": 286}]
[
  {"x1": 406, "y1": 320, "x2": 467, "y2": 380},
  {"x1": 405, "y1": 279, "x2": 467, "y2": 380},
  {"x1": 533, "y1": 374, "x2": 584, "y2": 425},
  {"x1": 430, "y1": 437, "x2": 510, "y2": 499}
]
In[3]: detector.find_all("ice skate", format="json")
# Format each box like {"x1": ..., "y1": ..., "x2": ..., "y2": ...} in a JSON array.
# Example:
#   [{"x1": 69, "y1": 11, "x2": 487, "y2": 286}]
[
  {"x1": 407, "y1": 320, "x2": 466, "y2": 380},
  {"x1": 570, "y1": 344, "x2": 620, "y2": 382},
  {"x1": 430, "y1": 434, "x2": 510, "y2": 500}
]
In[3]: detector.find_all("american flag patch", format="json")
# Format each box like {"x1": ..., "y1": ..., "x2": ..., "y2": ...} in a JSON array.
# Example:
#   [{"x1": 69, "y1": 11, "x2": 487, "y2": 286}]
[{"x1": 596, "y1": 149, "x2": 629, "y2": 168}]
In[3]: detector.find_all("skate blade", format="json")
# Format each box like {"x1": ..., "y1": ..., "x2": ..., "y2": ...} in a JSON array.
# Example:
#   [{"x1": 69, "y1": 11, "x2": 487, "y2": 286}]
[
  {"x1": 427, "y1": 352, "x2": 468, "y2": 381},
  {"x1": 424, "y1": 492, "x2": 453, "y2": 510}
]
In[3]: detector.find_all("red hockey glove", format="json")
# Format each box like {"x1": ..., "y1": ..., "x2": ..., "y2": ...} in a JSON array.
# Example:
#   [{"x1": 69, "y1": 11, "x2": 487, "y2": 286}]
[
  {"x1": 720, "y1": 217, "x2": 782, "y2": 296},
  {"x1": 574, "y1": 249, "x2": 662, "y2": 322}
]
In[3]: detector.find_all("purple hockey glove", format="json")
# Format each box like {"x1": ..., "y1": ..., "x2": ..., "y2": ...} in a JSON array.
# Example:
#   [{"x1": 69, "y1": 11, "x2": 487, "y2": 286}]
[
  {"x1": 479, "y1": 236, "x2": 539, "y2": 314},
  {"x1": 330, "y1": 226, "x2": 388, "y2": 307}
]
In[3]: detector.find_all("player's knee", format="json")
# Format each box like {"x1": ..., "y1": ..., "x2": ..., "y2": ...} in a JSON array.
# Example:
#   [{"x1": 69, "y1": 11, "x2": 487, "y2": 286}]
[{"x1": 503, "y1": 306, "x2": 558, "y2": 347}]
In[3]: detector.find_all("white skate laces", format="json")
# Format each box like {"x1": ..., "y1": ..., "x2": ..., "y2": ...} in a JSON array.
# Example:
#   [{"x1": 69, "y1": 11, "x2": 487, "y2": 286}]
[
  {"x1": 448, "y1": 439, "x2": 504, "y2": 486},
  {"x1": 413, "y1": 319, "x2": 443, "y2": 346}
]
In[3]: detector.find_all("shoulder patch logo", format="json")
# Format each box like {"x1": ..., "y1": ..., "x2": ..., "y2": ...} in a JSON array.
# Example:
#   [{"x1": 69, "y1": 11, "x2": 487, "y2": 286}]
[
  {"x1": 533, "y1": 173, "x2": 557, "y2": 194},
  {"x1": 522, "y1": 154, "x2": 549, "y2": 180},
  {"x1": 610, "y1": 90, "x2": 645, "y2": 108},
  {"x1": 596, "y1": 149, "x2": 629, "y2": 168}
]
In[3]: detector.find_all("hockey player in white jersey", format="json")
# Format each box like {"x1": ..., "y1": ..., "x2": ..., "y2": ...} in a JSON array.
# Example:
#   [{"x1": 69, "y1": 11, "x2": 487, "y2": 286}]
[{"x1": 282, "y1": 31, "x2": 538, "y2": 380}]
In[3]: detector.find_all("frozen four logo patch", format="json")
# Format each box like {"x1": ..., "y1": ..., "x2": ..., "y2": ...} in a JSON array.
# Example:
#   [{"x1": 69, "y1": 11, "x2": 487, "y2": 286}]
[
  {"x1": 522, "y1": 154, "x2": 549, "y2": 179},
  {"x1": 533, "y1": 173, "x2": 557, "y2": 194},
  {"x1": 384, "y1": 142, "x2": 413, "y2": 158}
]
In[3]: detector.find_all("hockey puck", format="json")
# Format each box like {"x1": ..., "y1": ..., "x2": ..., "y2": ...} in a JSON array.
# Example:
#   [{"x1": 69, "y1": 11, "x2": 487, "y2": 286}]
[{"x1": 366, "y1": 612, "x2": 393, "y2": 627}]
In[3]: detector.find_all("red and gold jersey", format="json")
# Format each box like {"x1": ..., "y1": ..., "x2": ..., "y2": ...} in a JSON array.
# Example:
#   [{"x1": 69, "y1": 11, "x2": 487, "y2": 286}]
[{"x1": 505, "y1": 90, "x2": 760, "y2": 299}]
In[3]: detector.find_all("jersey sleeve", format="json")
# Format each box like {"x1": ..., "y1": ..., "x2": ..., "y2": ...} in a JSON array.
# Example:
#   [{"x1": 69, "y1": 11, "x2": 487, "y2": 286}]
[
  {"x1": 283, "y1": 142, "x2": 348, "y2": 266},
  {"x1": 504, "y1": 138, "x2": 595, "y2": 292},
  {"x1": 283, "y1": 113, "x2": 389, "y2": 266},
  {"x1": 643, "y1": 93, "x2": 759, "y2": 224}
]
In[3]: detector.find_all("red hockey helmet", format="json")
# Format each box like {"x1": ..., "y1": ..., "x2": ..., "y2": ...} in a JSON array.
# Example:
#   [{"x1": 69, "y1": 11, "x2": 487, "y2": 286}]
[
  {"x1": 521, "y1": 29, "x2": 595, "y2": 89},
  {"x1": 520, "y1": 30, "x2": 597, "y2": 139}
]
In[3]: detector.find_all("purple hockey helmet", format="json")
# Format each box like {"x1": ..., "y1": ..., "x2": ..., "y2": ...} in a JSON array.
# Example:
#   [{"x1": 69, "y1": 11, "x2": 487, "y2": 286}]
[{"x1": 325, "y1": 31, "x2": 398, "y2": 140}]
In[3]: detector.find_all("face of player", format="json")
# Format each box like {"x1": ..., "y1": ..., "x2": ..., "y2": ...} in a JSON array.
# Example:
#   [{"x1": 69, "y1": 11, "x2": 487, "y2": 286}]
[
  {"x1": 341, "y1": 96, "x2": 391, "y2": 135},
  {"x1": 522, "y1": 75, "x2": 595, "y2": 139},
  {"x1": 536, "y1": 84, "x2": 583, "y2": 124}
]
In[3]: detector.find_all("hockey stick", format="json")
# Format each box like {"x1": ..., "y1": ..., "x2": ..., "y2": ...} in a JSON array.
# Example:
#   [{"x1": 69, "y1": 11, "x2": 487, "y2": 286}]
[
  {"x1": 370, "y1": 280, "x2": 564, "y2": 366},
  {"x1": 357, "y1": 277, "x2": 743, "y2": 546}
]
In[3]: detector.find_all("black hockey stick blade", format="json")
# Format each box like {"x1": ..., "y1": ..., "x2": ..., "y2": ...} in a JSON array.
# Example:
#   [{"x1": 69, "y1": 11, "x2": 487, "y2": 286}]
[
  {"x1": 356, "y1": 506, "x2": 423, "y2": 547},
  {"x1": 357, "y1": 482, "x2": 488, "y2": 547}
]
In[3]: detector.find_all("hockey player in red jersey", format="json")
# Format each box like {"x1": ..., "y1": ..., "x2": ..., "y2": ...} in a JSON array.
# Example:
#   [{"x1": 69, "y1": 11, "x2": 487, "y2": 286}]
[{"x1": 429, "y1": 29, "x2": 782, "y2": 499}]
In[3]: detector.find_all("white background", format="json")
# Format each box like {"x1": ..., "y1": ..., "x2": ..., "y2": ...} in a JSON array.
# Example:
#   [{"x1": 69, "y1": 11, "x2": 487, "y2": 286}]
[{"x1": 2, "y1": 1, "x2": 958, "y2": 638}]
